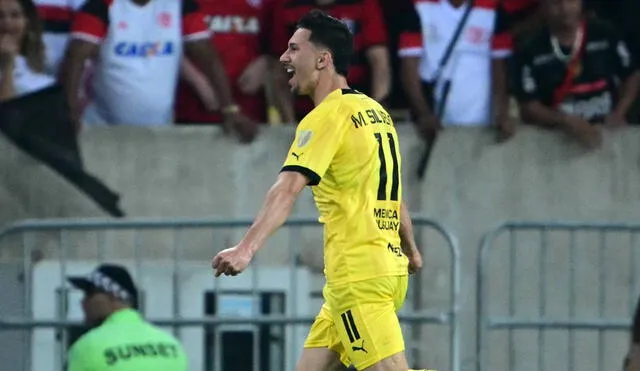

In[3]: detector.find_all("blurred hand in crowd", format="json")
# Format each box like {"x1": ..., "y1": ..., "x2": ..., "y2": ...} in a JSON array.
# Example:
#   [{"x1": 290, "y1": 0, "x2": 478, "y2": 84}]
[
  {"x1": 238, "y1": 55, "x2": 268, "y2": 95},
  {"x1": 564, "y1": 115, "x2": 602, "y2": 149},
  {"x1": 0, "y1": 34, "x2": 17, "y2": 71}
]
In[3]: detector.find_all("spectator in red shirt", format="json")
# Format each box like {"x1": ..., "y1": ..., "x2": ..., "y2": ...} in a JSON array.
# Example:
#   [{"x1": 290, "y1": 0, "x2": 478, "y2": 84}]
[
  {"x1": 175, "y1": 0, "x2": 274, "y2": 125},
  {"x1": 270, "y1": 0, "x2": 391, "y2": 122}
]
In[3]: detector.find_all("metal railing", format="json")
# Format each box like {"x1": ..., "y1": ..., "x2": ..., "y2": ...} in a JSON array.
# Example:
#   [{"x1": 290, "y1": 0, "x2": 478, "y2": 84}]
[
  {"x1": 0, "y1": 216, "x2": 460, "y2": 371},
  {"x1": 477, "y1": 221, "x2": 640, "y2": 371}
]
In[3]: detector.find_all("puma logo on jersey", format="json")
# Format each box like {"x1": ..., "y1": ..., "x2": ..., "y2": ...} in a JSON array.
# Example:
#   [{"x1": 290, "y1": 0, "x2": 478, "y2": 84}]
[
  {"x1": 291, "y1": 152, "x2": 302, "y2": 160},
  {"x1": 352, "y1": 339, "x2": 367, "y2": 353},
  {"x1": 206, "y1": 15, "x2": 259, "y2": 34}
]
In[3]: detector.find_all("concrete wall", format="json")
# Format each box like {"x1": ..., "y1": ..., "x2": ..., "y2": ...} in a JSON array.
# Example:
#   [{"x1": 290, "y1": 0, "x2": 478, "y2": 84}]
[
  {"x1": 0, "y1": 124, "x2": 639, "y2": 370},
  {"x1": 421, "y1": 126, "x2": 640, "y2": 370}
]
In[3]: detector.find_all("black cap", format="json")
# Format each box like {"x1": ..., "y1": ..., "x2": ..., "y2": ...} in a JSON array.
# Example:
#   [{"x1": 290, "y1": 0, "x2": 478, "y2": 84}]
[{"x1": 67, "y1": 264, "x2": 138, "y2": 306}]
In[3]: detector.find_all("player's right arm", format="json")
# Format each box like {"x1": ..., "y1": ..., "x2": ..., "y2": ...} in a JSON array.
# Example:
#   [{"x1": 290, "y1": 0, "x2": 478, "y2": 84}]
[
  {"x1": 59, "y1": 0, "x2": 107, "y2": 130},
  {"x1": 399, "y1": 201, "x2": 422, "y2": 274},
  {"x1": 212, "y1": 105, "x2": 349, "y2": 277}
]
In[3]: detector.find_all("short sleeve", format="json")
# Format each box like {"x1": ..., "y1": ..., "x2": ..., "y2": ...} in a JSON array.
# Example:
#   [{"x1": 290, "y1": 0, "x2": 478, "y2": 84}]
[
  {"x1": 360, "y1": 0, "x2": 388, "y2": 47},
  {"x1": 491, "y1": 3, "x2": 512, "y2": 59},
  {"x1": 281, "y1": 103, "x2": 349, "y2": 185},
  {"x1": 396, "y1": 0, "x2": 423, "y2": 58},
  {"x1": 182, "y1": 0, "x2": 211, "y2": 41},
  {"x1": 71, "y1": 0, "x2": 110, "y2": 44},
  {"x1": 510, "y1": 47, "x2": 539, "y2": 102}
]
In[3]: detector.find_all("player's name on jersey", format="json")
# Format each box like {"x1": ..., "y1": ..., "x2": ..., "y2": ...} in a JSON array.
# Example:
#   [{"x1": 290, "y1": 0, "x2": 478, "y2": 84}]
[
  {"x1": 104, "y1": 342, "x2": 181, "y2": 365},
  {"x1": 374, "y1": 208, "x2": 399, "y2": 231},
  {"x1": 351, "y1": 108, "x2": 393, "y2": 128}
]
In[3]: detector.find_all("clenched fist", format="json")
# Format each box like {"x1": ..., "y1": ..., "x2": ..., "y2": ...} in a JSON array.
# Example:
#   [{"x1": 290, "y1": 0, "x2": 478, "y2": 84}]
[{"x1": 212, "y1": 245, "x2": 255, "y2": 277}]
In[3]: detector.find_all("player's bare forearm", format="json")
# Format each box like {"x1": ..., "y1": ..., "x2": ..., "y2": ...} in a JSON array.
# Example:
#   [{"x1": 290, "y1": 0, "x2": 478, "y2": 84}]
[
  {"x1": 366, "y1": 46, "x2": 391, "y2": 101},
  {"x1": 184, "y1": 40, "x2": 235, "y2": 109},
  {"x1": 399, "y1": 201, "x2": 419, "y2": 257},
  {"x1": 614, "y1": 71, "x2": 640, "y2": 117},
  {"x1": 239, "y1": 171, "x2": 308, "y2": 254}
]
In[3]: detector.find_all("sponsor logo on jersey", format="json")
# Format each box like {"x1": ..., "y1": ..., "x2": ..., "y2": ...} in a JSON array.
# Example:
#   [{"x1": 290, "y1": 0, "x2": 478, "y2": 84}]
[
  {"x1": 206, "y1": 15, "x2": 260, "y2": 34},
  {"x1": 247, "y1": 0, "x2": 262, "y2": 8},
  {"x1": 114, "y1": 42, "x2": 175, "y2": 57}
]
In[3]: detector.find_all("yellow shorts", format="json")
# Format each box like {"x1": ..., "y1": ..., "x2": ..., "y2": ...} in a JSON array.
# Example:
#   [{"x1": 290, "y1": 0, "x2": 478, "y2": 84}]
[{"x1": 304, "y1": 275, "x2": 409, "y2": 370}]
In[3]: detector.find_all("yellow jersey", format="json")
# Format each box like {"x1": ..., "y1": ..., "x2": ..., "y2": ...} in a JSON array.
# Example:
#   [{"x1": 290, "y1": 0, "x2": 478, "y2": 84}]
[{"x1": 281, "y1": 88, "x2": 409, "y2": 284}]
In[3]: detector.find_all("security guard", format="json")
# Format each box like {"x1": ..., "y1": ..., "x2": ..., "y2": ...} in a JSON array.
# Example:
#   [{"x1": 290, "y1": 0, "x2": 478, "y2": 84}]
[{"x1": 66, "y1": 264, "x2": 187, "y2": 370}]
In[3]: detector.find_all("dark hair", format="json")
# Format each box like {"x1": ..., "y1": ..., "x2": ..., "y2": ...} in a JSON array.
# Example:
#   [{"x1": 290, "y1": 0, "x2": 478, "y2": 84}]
[
  {"x1": 297, "y1": 9, "x2": 353, "y2": 76},
  {"x1": 16, "y1": 0, "x2": 46, "y2": 72}
]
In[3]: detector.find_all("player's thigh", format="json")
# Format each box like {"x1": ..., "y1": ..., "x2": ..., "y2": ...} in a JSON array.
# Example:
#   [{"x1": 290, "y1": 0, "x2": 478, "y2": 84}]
[
  {"x1": 296, "y1": 347, "x2": 350, "y2": 371},
  {"x1": 360, "y1": 351, "x2": 409, "y2": 371},
  {"x1": 301, "y1": 303, "x2": 350, "y2": 371},
  {"x1": 327, "y1": 277, "x2": 407, "y2": 371}
]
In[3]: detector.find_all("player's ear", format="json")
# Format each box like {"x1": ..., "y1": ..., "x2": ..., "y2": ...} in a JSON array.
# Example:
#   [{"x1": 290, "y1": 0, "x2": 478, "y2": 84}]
[{"x1": 316, "y1": 51, "x2": 331, "y2": 70}]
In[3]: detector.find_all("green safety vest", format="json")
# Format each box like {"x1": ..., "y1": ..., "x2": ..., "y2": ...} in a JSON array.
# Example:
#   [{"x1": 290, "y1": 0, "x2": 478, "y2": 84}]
[{"x1": 67, "y1": 309, "x2": 188, "y2": 371}]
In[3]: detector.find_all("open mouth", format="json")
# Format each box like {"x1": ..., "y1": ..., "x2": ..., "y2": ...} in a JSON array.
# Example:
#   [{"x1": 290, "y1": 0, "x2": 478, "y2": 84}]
[{"x1": 285, "y1": 66, "x2": 295, "y2": 79}]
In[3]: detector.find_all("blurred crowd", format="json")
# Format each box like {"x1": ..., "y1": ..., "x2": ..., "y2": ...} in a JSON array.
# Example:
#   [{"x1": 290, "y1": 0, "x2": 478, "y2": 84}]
[{"x1": 0, "y1": 0, "x2": 639, "y2": 147}]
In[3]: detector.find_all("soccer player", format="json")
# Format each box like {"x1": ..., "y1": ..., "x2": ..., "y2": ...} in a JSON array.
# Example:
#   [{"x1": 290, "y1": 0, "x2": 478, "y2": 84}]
[{"x1": 212, "y1": 10, "x2": 432, "y2": 371}]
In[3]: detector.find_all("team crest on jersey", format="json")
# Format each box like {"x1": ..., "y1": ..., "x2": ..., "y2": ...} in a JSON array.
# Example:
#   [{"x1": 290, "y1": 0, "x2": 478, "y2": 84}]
[
  {"x1": 297, "y1": 130, "x2": 313, "y2": 147},
  {"x1": 247, "y1": 0, "x2": 261, "y2": 8}
]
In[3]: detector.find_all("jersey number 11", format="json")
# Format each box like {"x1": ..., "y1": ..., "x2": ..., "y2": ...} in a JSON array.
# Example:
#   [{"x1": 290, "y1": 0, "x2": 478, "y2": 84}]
[{"x1": 374, "y1": 133, "x2": 400, "y2": 201}]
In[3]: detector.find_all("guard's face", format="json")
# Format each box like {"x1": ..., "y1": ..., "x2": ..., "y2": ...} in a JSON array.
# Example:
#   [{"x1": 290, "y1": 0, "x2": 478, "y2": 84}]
[
  {"x1": 81, "y1": 288, "x2": 115, "y2": 325},
  {"x1": 0, "y1": 0, "x2": 27, "y2": 46},
  {"x1": 280, "y1": 28, "x2": 328, "y2": 96},
  {"x1": 545, "y1": 0, "x2": 582, "y2": 29}
]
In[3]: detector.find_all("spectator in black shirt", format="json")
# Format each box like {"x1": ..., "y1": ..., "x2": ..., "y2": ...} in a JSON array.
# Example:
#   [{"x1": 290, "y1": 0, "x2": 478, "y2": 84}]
[{"x1": 510, "y1": 0, "x2": 640, "y2": 149}]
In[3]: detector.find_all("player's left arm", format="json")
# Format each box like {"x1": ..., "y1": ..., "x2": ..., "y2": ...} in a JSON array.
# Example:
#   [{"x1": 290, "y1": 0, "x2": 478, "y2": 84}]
[
  {"x1": 399, "y1": 201, "x2": 418, "y2": 256},
  {"x1": 399, "y1": 201, "x2": 423, "y2": 274},
  {"x1": 362, "y1": 0, "x2": 391, "y2": 102}
]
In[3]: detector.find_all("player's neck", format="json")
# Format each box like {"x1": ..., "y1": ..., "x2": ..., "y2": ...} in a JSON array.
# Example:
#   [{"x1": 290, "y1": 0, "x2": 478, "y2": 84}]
[
  {"x1": 311, "y1": 73, "x2": 349, "y2": 106},
  {"x1": 549, "y1": 20, "x2": 582, "y2": 47}
]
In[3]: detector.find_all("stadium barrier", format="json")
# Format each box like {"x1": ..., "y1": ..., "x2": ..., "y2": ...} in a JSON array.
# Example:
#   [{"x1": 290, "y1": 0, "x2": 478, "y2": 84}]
[
  {"x1": 0, "y1": 216, "x2": 460, "y2": 371},
  {"x1": 477, "y1": 221, "x2": 640, "y2": 371}
]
